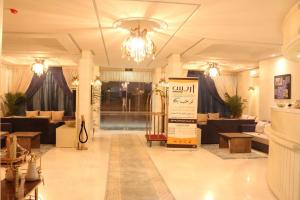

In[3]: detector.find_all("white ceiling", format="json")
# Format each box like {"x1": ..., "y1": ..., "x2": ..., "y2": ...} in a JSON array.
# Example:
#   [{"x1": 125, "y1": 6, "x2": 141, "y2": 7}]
[{"x1": 2, "y1": 0, "x2": 298, "y2": 71}]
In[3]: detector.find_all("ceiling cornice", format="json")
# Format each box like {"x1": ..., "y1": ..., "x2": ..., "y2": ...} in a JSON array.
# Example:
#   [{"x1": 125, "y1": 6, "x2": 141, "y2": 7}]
[
  {"x1": 92, "y1": 0, "x2": 110, "y2": 66},
  {"x1": 68, "y1": 33, "x2": 82, "y2": 53},
  {"x1": 123, "y1": 0, "x2": 201, "y2": 6}
]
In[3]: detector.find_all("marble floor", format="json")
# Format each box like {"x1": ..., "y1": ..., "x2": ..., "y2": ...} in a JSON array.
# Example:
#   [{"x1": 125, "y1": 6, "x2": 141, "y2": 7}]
[{"x1": 1, "y1": 130, "x2": 276, "y2": 200}]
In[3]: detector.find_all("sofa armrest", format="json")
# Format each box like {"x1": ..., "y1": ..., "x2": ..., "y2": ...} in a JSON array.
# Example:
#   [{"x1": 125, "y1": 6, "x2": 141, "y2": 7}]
[
  {"x1": 0, "y1": 123, "x2": 13, "y2": 133},
  {"x1": 63, "y1": 116, "x2": 75, "y2": 121},
  {"x1": 240, "y1": 124, "x2": 256, "y2": 132}
]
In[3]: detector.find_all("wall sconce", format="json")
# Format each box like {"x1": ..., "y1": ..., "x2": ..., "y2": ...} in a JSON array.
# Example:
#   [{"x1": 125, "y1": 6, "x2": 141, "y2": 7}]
[
  {"x1": 158, "y1": 78, "x2": 169, "y2": 88},
  {"x1": 91, "y1": 75, "x2": 102, "y2": 88},
  {"x1": 71, "y1": 75, "x2": 79, "y2": 86},
  {"x1": 249, "y1": 69, "x2": 259, "y2": 78}
]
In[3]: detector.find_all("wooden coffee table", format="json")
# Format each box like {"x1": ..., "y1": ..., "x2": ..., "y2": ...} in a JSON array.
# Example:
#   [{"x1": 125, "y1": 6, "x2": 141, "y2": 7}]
[
  {"x1": 218, "y1": 133, "x2": 253, "y2": 153},
  {"x1": 12, "y1": 132, "x2": 41, "y2": 152}
]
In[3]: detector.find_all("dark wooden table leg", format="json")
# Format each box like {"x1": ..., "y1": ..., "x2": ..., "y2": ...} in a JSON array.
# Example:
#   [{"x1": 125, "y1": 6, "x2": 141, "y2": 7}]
[
  {"x1": 35, "y1": 187, "x2": 38, "y2": 200},
  {"x1": 219, "y1": 136, "x2": 229, "y2": 148},
  {"x1": 31, "y1": 135, "x2": 40, "y2": 148}
]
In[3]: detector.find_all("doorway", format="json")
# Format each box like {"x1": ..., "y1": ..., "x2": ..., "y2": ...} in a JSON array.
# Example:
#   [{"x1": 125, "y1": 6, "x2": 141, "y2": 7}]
[{"x1": 100, "y1": 81, "x2": 152, "y2": 130}]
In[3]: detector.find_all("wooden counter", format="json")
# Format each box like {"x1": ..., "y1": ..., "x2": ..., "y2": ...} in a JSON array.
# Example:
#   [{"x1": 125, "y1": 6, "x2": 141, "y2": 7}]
[{"x1": 266, "y1": 107, "x2": 300, "y2": 200}]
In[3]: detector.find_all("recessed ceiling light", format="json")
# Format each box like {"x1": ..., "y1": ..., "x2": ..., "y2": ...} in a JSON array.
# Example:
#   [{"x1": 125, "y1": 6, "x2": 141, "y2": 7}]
[
  {"x1": 297, "y1": 53, "x2": 300, "y2": 58},
  {"x1": 271, "y1": 54, "x2": 277, "y2": 57}
]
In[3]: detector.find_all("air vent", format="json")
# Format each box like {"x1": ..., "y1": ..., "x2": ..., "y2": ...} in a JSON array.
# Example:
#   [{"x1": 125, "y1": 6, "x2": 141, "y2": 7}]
[{"x1": 125, "y1": 68, "x2": 133, "y2": 71}]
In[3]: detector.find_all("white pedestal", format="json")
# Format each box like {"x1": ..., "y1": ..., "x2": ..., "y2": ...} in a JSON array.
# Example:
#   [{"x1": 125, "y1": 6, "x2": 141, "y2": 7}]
[{"x1": 56, "y1": 125, "x2": 77, "y2": 148}]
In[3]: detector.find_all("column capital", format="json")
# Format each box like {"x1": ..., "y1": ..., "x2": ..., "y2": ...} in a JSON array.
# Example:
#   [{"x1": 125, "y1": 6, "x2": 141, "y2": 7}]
[{"x1": 81, "y1": 50, "x2": 94, "y2": 60}]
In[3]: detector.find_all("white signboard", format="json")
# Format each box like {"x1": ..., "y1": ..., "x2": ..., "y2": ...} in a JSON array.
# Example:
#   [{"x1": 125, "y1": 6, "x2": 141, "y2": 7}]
[{"x1": 167, "y1": 78, "x2": 198, "y2": 147}]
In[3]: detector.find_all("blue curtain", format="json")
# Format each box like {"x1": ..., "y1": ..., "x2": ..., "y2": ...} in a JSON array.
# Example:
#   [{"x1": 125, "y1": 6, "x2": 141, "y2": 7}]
[
  {"x1": 25, "y1": 67, "x2": 73, "y2": 116},
  {"x1": 187, "y1": 70, "x2": 229, "y2": 117}
]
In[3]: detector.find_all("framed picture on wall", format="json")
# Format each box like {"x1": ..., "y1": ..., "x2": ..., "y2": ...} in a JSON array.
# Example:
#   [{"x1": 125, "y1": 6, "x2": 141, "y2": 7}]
[{"x1": 274, "y1": 74, "x2": 291, "y2": 99}]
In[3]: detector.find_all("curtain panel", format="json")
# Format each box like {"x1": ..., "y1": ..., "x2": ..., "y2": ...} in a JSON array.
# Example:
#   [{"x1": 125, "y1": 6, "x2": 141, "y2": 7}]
[
  {"x1": 9, "y1": 66, "x2": 33, "y2": 93},
  {"x1": 62, "y1": 67, "x2": 78, "y2": 88},
  {"x1": 213, "y1": 75, "x2": 237, "y2": 101},
  {"x1": 187, "y1": 70, "x2": 229, "y2": 117},
  {"x1": 0, "y1": 65, "x2": 12, "y2": 116},
  {"x1": 25, "y1": 67, "x2": 73, "y2": 116}
]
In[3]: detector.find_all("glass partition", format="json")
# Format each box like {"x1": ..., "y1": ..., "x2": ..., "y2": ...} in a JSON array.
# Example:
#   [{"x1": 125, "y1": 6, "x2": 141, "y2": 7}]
[{"x1": 100, "y1": 81, "x2": 152, "y2": 130}]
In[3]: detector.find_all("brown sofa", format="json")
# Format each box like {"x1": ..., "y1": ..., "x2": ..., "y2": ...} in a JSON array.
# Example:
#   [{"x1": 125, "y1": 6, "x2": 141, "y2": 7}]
[
  {"x1": 198, "y1": 119, "x2": 256, "y2": 144},
  {"x1": 0, "y1": 117, "x2": 64, "y2": 144}
]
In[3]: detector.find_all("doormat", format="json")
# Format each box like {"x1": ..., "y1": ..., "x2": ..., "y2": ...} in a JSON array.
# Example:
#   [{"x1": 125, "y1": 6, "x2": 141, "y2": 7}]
[
  {"x1": 105, "y1": 134, "x2": 175, "y2": 200},
  {"x1": 201, "y1": 144, "x2": 268, "y2": 159}
]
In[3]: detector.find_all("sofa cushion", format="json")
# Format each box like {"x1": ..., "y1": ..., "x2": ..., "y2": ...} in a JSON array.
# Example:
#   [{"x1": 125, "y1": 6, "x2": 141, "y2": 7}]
[
  {"x1": 40, "y1": 111, "x2": 52, "y2": 118},
  {"x1": 52, "y1": 111, "x2": 64, "y2": 121},
  {"x1": 26, "y1": 110, "x2": 39, "y2": 117},
  {"x1": 208, "y1": 113, "x2": 220, "y2": 120},
  {"x1": 65, "y1": 120, "x2": 76, "y2": 127},
  {"x1": 255, "y1": 121, "x2": 269, "y2": 133},
  {"x1": 244, "y1": 132, "x2": 269, "y2": 145}
]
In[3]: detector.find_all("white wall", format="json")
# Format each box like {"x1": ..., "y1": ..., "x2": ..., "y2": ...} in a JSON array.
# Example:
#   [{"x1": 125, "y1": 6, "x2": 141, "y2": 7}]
[
  {"x1": 259, "y1": 57, "x2": 300, "y2": 120},
  {"x1": 237, "y1": 70, "x2": 259, "y2": 117}
]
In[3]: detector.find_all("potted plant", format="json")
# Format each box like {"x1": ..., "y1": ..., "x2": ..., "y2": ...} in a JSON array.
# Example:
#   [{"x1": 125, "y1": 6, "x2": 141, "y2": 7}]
[
  {"x1": 2, "y1": 92, "x2": 26, "y2": 116},
  {"x1": 224, "y1": 93, "x2": 245, "y2": 118}
]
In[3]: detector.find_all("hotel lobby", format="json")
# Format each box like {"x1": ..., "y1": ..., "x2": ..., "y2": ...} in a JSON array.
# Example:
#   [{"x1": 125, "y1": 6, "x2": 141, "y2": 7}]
[{"x1": 1, "y1": 0, "x2": 300, "y2": 200}]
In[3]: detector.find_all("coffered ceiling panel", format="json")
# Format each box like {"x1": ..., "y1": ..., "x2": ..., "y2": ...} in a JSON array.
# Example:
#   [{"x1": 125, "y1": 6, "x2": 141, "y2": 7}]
[
  {"x1": 4, "y1": 0, "x2": 97, "y2": 32},
  {"x1": 2, "y1": 0, "x2": 299, "y2": 71},
  {"x1": 180, "y1": 38, "x2": 282, "y2": 70}
]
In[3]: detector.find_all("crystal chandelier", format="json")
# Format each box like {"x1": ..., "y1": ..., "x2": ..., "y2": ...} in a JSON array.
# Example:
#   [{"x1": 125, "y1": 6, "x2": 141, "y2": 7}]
[
  {"x1": 31, "y1": 58, "x2": 48, "y2": 76},
  {"x1": 122, "y1": 25, "x2": 156, "y2": 63},
  {"x1": 204, "y1": 62, "x2": 220, "y2": 78}
]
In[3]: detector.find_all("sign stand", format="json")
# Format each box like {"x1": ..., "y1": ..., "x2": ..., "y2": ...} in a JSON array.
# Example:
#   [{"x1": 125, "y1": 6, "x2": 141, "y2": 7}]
[{"x1": 166, "y1": 78, "x2": 199, "y2": 148}]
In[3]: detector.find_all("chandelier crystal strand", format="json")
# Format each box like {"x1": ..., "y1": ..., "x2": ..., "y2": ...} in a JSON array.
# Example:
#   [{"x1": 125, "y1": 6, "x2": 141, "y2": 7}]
[{"x1": 121, "y1": 26, "x2": 156, "y2": 63}]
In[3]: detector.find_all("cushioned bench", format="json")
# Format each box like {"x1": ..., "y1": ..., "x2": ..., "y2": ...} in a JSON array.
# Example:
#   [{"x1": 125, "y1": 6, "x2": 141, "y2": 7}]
[
  {"x1": 240, "y1": 123, "x2": 269, "y2": 153},
  {"x1": 1, "y1": 117, "x2": 64, "y2": 144}
]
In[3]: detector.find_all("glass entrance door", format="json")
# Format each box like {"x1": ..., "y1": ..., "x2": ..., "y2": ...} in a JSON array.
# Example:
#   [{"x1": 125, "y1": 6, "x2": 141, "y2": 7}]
[{"x1": 100, "y1": 81, "x2": 152, "y2": 130}]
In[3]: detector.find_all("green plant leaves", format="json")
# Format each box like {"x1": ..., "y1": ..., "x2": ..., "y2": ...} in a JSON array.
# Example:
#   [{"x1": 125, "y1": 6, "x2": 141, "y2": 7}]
[
  {"x1": 224, "y1": 92, "x2": 245, "y2": 118},
  {"x1": 3, "y1": 92, "x2": 26, "y2": 116}
]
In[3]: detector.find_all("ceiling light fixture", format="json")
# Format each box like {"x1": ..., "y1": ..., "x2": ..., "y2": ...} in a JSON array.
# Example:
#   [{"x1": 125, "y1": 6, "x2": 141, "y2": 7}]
[
  {"x1": 121, "y1": 82, "x2": 129, "y2": 89},
  {"x1": 159, "y1": 78, "x2": 169, "y2": 88},
  {"x1": 121, "y1": 25, "x2": 156, "y2": 63},
  {"x1": 31, "y1": 58, "x2": 48, "y2": 77},
  {"x1": 114, "y1": 18, "x2": 167, "y2": 64},
  {"x1": 204, "y1": 62, "x2": 220, "y2": 78}
]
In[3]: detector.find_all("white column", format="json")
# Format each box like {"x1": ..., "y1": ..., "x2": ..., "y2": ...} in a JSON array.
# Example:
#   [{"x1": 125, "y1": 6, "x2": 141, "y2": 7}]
[
  {"x1": 165, "y1": 54, "x2": 186, "y2": 79},
  {"x1": 78, "y1": 50, "x2": 94, "y2": 143},
  {"x1": 0, "y1": 0, "x2": 2, "y2": 57}
]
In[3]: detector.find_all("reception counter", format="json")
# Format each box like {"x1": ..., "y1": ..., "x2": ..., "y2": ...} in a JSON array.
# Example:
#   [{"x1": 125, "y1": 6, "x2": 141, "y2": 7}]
[{"x1": 266, "y1": 107, "x2": 300, "y2": 200}]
